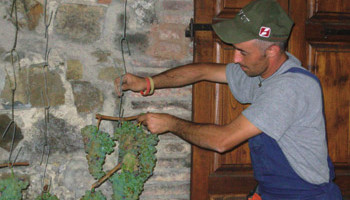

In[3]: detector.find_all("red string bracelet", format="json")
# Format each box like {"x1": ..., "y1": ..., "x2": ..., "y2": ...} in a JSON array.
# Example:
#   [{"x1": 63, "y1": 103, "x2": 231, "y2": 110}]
[{"x1": 140, "y1": 77, "x2": 151, "y2": 96}]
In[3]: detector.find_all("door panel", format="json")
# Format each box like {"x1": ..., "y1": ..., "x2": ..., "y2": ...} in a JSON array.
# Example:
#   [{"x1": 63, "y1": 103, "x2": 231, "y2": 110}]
[
  {"x1": 192, "y1": 0, "x2": 350, "y2": 199},
  {"x1": 305, "y1": 0, "x2": 350, "y2": 197},
  {"x1": 310, "y1": 48, "x2": 350, "y2": 197},
  {"x1": 315, "y1": 50, "x2": 350, "y2": 163}
]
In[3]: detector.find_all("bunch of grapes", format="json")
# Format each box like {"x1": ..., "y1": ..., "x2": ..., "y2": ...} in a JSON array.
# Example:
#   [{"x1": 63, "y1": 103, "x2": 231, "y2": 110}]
[
  {"x1": 110, "y1": 122, "x2": 158, "y2": 200},
  {"x1": 81, "y1": 125, "x2": 115, "y2": 179},
  {"x1": 80, "y1": 189, "x2": 106, "y2": 200},
  {"x1": 0, "y1": 173, "x2": 29, "y2": 200},
  {"x1": 81, "y1": 122, "x2": 159, "y2": 200},
  {"x1": 34, "y1": 192, "x2": 59, "y2": 200}
]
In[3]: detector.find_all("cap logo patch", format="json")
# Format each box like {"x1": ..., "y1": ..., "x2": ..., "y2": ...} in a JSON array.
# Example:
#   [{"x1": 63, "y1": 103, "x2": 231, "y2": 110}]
[
  {"x1": 259, "y1": 27, "x2": 271, "y2": 38},
  {"x1": 238, "y1": 10, "x2": 250, "y2": 23}
]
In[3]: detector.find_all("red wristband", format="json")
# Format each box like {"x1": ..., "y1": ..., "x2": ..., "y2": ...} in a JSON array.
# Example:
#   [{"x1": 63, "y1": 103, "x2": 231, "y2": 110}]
[{"x1": 140, "y1": 77, "x2": 151, "y2": 96}]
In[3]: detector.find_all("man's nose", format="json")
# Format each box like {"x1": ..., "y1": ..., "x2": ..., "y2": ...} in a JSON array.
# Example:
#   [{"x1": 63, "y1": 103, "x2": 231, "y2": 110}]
[{"x1": 233, "y1": 50, "x2": 242, "y2": 63}]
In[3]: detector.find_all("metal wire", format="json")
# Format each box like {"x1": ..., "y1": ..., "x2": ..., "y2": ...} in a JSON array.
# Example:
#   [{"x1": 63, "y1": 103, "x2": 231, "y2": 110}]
[
  {"x1": 3, "y1": 0, "x2": 20, "y2": 166},
  {"x1": 39, "y1": 0, "x2": 52, "y2": 192},
  {"x1": 12, "y1": 147, "x2": 22, "y2": 164},
  {"x1": 1, "y1": 121, "x2": 14, "y2": 139},
  {"x1": 39, "y1": 90, "x2": 50, "y2": 166},
  {"x1": 10, "y1": 0, "x2": 18, "y2": 51},
  {"x1": 117, "y1": 0, "x2": 131, "y2": 127}
]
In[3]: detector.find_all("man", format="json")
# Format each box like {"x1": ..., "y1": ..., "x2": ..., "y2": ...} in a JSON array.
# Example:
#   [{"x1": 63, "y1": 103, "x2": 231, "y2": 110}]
[{"x1": 115, "y1": 0, "x2": 342, "y2": 199}]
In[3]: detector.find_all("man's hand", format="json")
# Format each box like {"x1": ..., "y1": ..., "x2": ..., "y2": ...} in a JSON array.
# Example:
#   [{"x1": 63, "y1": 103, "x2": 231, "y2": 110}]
[
  {"x1": 114, "y1": 73, "x2": 147, "y2": 96},
  {"x1": 137, "y1": 113, "x2": 176, "y2": 134}
]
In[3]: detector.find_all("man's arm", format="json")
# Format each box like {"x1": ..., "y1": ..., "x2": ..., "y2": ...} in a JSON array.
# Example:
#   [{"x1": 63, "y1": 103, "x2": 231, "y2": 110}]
[
  {"x1": 152, "y1": 63, "x2": 227, "y2": 88},
  {"x1": 115, "y1": 63, "x2": 226, "y2": 94},
  {"x1": 137, "y1": 113, "x2": 261, "y2": 153}
]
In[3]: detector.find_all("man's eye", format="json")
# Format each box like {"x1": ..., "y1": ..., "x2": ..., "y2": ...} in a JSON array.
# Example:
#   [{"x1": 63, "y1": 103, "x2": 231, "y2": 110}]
[{"x1": 240, "y1": 51, "x2": 247, "y2": 56}]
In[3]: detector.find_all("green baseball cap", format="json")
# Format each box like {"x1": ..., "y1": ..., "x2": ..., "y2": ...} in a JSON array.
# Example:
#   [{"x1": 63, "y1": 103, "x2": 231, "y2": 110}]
[{"x1": 212, "y1": 0, "x2": 294, "y2": 44}]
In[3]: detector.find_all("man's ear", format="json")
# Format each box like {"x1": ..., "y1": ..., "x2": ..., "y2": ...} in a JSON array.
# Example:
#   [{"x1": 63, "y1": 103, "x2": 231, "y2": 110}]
[{"x1": 265, "y1": 45, "x2": 280, "y2": 58}]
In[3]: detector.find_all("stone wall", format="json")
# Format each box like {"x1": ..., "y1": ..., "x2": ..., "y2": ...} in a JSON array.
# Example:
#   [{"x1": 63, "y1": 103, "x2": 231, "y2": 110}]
[{"x1": 0, "y1": 0, "x2": 193, "y2": 199}]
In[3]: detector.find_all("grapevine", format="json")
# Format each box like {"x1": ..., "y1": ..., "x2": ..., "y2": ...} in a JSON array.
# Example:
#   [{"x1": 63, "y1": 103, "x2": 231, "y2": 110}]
[
  {"x1": 80, "y1": 189, "x2": 106, "y2": 200},
  {"x1": 34, "y1": 192, "x2": 59, "y2": 200},
  {"x1": 81, "y1": 125, "x2": 115, "y2": 179},
  {"x1": 81, "y1": 121, "x2": 159, "y2": 200},
  {"x1": 0, "y1": 173, "x2": 29, "y2": 200}
]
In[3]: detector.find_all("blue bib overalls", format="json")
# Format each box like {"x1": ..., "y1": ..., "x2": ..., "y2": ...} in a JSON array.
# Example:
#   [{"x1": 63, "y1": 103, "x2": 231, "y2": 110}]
[{"x1": 248, "y1": 67, "x2": 342, "y2": 199}]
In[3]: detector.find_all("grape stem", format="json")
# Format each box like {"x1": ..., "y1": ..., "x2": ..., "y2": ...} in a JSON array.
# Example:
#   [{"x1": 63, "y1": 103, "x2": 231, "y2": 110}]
[
  {"x1": 0, "y1": 162, "x2": 29, "y2": 168},
  {"x1": 91, "y1": 162, "x2": 122, "y2": 189},
  {"x1": 95, "y1": 114, "x2": 140, "y2": 129}
]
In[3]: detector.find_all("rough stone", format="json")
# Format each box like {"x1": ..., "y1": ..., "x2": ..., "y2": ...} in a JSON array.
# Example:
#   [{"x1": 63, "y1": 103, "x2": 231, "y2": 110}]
[
  {"x1": 54, "y1": 4, "x2": 106, "y2": 43},
  {"x1": 115, "y1": 33, "x2": 149, "y2": 54},
  {"x1": 0, "y1": 114, "x2": 23, "y2": 152},
  {"x1": 59, "y1": 157, "x2": 93, "y2": 198},
  {"x1": 33, "y1": 114, "x2": 83, "y2": 154},
  {"x1": 156, "y1": 157, "x2": 191, "y2": 169},
  {"x1": 0, "y1": 115, "x2": 23, "y2": 151},
  {"x1": 150, "y1": 169, "x2": 190, "y2": 182},
  {"x1": 142, "y1": 182, "x2": 190, "y2": 196},
  {"x1": 98, "y1": 66, "x2": 122, "y2": 82},
  {"x1": 2, "y1": 51, "x2": 25, "y2": 63},
  {"x1": 71, "y1": 81, "x2": 104, "y2": 113},
  {"x1": 27, "y1": 65, "x2": 66, "y2": 107},
  {"x1": 26, "y1": 2, "x2": 43, "y2": 30},
  {"x1": 91, "y1": 49, "x2": 111, "y2": 63},
  {"x1": 0, "y1": 68, "x2": 28, "y2": 106},
  {"x1": 98, "y1": 0, "x2": 112, "y2": 4},
  {"x1": 147, "y1": 24, "x2": 189, "y2": 60},
  {"x1": 162, "y1": 1, "x2": 193, "y2": 10},
  {"x1": 6, "y1": 0, "x2": 43, "y2": 30},
  {"x1": 131, "y1": 1, "x2": 158, "y2": 25},
  {"x1": 66, "y1": 59, "x2": 83, "y2": 80},
  {"x1": 0, "y1": 47, "x2": 5, "y2": 55},
  {"x1": 0, "y1": 66, "x2": 65, "y2": 108}
]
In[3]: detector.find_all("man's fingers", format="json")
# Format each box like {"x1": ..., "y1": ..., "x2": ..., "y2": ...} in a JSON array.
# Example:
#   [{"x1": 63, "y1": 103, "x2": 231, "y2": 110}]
[
  {"x1": 137, "y1": 114, "x2": 148, "y2": 125},
  {"x1": 114, "y1": 74, "x2": 128, "y2": 96}
]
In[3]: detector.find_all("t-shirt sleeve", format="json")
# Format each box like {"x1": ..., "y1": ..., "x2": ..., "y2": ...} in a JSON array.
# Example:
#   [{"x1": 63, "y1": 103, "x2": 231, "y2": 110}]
[
  {"x1": 242, "y1": 78, "x2": 301, "y2": 141},
  {"x1": 226, "y1": 63, "x2": 255, "y2": 103}
]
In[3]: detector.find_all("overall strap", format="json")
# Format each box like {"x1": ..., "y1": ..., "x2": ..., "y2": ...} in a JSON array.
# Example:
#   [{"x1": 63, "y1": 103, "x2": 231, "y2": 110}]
[{"x1": 283, "y1": 67, "x2": 320, "y2": 84}]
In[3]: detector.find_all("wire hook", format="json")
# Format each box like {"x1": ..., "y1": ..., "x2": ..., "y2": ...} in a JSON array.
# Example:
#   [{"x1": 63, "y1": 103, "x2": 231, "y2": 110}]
[{"x1": 10, "y1": 0, "x2": 19, "y2": 51}]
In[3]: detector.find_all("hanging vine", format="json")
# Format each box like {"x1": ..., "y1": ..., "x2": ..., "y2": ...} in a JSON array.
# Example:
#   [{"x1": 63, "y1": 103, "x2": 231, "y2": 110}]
[
  {"x1": 0, "y1": 172, "x2": 29, "y2": 200},
  {"x1": 80, "y1": 120, "x2": 158, "y2": 200}
]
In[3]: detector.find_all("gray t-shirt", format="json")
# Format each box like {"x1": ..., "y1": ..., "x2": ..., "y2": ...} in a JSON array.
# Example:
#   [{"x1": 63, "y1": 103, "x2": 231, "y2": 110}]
[{"x1": 226, "y1": 52, "x2": 329, "y2": 184}]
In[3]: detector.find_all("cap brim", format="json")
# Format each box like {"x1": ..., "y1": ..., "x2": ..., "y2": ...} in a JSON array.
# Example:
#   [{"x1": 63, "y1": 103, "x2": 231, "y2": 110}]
[{"x1": 212, "y1": 18, "x2": 255, "y2": 44}]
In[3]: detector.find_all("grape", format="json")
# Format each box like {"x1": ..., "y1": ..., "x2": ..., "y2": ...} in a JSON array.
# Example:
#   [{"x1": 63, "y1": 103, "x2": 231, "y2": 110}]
[{"x1": 0, "y1": 174, "x2": 29, "y2": 200}]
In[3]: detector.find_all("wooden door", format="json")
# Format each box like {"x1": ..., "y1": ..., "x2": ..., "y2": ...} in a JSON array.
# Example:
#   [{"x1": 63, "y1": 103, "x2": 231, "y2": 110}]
[{"x1": 191, "y1": 0, "x2": 350, "y2": 199}]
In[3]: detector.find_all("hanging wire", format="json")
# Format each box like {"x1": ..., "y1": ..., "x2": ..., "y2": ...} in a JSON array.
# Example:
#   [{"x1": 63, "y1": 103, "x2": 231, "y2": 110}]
[
  {"x1": 117, "y1": 0, "x2": 131, "y2": 127},
  {"x1": 39, "y1": 0, "x2": 52, "y2": 192},
  {"x1": 12, "y1": 147, "x2": 22, "y2": 164},
  {"x1": 2, "y1": 0, "x2": 21, "y2": 167},
  {"x1": 10, "y1": 0, "x2": 19, "y2": 51},
  {"x1": 44, "y1": 0, "x2": 53, "y2": 62},
  {"x1": 120, "y1": 0, "x2": 131, "y2": 72}
]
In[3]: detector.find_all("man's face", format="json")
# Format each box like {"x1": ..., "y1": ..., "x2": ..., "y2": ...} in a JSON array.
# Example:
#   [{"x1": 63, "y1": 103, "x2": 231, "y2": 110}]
[{"x1": 232, "y1": 40, "x2": 269, "y2": 77}]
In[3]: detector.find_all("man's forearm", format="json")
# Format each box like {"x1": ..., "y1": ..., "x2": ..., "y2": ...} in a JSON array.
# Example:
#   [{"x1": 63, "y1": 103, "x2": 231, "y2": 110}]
[
  {"x1": 137, "y1": 113, "x2": 261, "y2": 153},
  {"x1": 169, "y1": 116, "x2": 230, "y2": 153},
  {"x1": 152, "y1": 63, "x2": 226, "y2": 89}
]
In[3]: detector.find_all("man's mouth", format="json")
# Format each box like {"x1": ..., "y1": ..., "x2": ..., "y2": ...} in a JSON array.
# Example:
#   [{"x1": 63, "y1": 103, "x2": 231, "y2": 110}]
[{"x1": 240, "y1": 65, "x2": 248, "y2": 71}]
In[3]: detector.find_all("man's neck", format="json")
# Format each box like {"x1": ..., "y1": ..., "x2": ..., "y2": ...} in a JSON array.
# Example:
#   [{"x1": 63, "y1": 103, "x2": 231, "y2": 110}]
[{"x1": 261, "y1": 52, "x2": 288, "y2": 79}]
